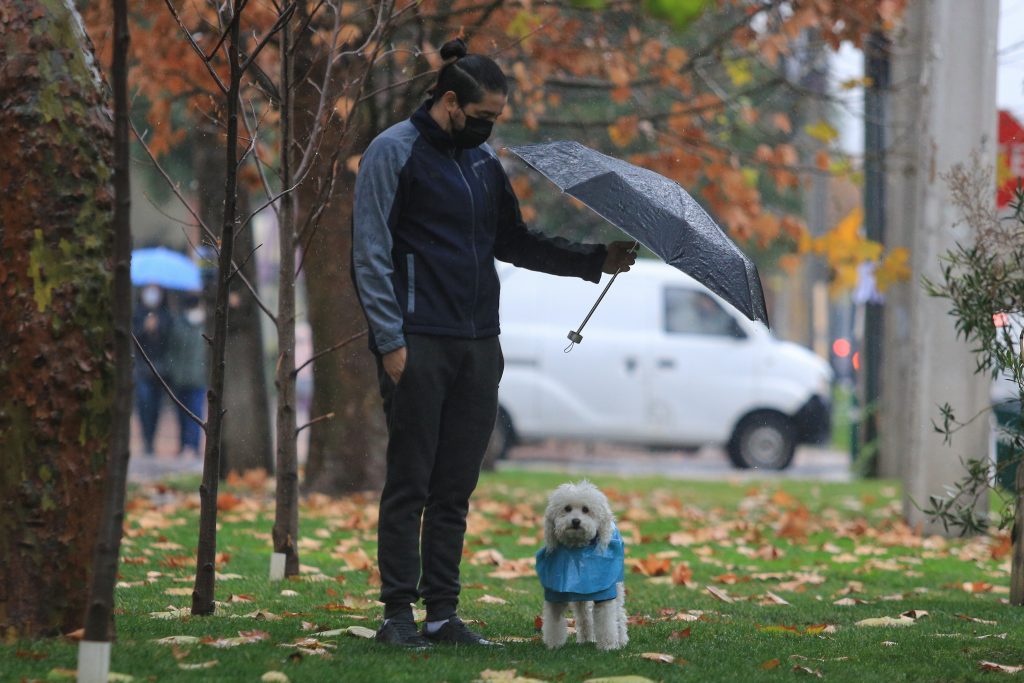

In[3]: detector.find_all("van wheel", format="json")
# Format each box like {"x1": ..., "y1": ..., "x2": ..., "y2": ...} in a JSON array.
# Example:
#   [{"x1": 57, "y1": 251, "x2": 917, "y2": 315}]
[
  {"x1": 482, "y1": 407, "x2": 515, "y2": 471},
  {"x1": 727, "y1": 412, "x2": 796, "y2": 470}
]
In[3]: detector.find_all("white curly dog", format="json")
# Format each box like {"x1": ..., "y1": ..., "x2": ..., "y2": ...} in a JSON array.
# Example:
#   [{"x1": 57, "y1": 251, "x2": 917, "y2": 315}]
[{"x1": 535, "y1": 480, "x2": 628, "y2": 651}]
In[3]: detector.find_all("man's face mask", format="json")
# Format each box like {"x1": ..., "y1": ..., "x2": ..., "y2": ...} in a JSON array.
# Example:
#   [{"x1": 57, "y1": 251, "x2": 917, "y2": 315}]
[{"x1": 450, "y1": 107, "x2": 494, "y2": 149}]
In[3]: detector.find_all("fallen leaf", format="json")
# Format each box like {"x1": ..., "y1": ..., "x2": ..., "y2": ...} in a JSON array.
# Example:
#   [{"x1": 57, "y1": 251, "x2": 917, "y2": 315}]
[
  {"x1": 280, "y1": 590, "x2": 300, "y2": 597},
  {"x1": 671, "y1": 562, "x2": 693, "y2": 585},
  {"x1": 792, "y1": 664, "x2": 823, "y2": 677},
  {"x1": 583, "y1": 678, "x2": 658, "y2": 683},
  {"x1": 760, "y1": 658, "x2": 781, "y2": 670},
  {"x1": 881, "y1": 641, "x2": 897, "y2": 647},
  {"x1": 833, "y1": 597, "x2": 869, "y2": 606},
  {"x1": 761, "y1": 591, "x2": 790, "y2": 606},
  {"x1": 668, "y1": 627, "x2": 691, "y2": 639},
  {"x1": 900, "y1": 610, "x2": 928, "y2": 620},
  {"x1": 855, "y1": 616, "x2": 916, "y2": 627},
  {"x1": 163, "y1": 587, "x2": 193, "y2": 596},
  {"x1": 980, "y1": 661, "x2": 1024, "y2": 673},
  {"x1": 178, "y1": 660, "x2": 219, "y2": 670},
  {"x1": 346, "y1": 625, "x2": 378, "y2": 639},
  {"x1": 705, "y1": 585, "x2": 734, "y2": 603},
  {"x1": 640, "y1": 652, "x2": 676, "y2": 664},
  {"x1": 152, "y1": 635, "x2": 200, "y2": 645},
  {"x1": 261, "y1": 672, "x2": 289, "y2": 683},
  {"x1": 630, "y1": 555, "x2": 672, "y2": 577},
  {"x1": 978, "y1": 633, "x2": 1009, "y2": 640},
  {"x1": 957, "y1": 614, "x2": 998, "y2": 625},
  {"x1": 478, "y1": 594, "x2": 509, "y2": 605}
]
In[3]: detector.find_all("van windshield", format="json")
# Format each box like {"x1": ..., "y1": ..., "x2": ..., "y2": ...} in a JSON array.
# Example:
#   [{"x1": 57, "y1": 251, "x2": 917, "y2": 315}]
[{"x1": 664, "y1": 288, "x2": 741, "y2": 337}]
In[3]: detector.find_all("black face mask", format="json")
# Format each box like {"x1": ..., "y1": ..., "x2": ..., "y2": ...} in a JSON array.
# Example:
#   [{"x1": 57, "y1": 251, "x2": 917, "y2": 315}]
[{"x1": 451, "y1": 110, "x2": 494, "y2": 149}]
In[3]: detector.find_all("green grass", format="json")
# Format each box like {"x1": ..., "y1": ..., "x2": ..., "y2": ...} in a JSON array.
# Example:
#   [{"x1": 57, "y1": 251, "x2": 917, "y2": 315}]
[{"x1": 3, "y1": 470, "x2": 1022, "y2": 682}]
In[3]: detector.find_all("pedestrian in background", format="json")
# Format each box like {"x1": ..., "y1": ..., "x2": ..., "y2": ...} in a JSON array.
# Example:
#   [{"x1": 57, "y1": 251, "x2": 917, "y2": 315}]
[
  {"x1": 167, "y1": 294, "x2": 208, "y2": 458},
  {"x1": 132, "y1": 284, "x2": 173, "y2": 456}
]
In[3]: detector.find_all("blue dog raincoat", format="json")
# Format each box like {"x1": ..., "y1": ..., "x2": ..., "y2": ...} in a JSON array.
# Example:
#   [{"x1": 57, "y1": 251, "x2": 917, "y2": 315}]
[{"x1": 535, "y1": 525, "x2": 625, "y2": 602}]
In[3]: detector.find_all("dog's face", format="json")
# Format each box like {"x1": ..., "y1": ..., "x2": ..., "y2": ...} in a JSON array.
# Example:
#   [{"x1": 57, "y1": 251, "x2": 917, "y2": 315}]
[{"x1": 544, "y1": 480, "x2": 614, "y2": 551}]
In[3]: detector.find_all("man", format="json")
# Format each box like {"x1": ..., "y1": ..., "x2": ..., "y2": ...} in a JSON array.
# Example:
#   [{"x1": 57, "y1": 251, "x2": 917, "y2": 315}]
[{"x1": 352, "y1": 38, "x2": 636, "y2": 648}]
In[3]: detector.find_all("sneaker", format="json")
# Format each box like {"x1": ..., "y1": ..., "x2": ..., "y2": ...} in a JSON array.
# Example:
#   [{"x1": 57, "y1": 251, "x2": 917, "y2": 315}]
[
  {"x1": 375, "y1": 619, "x2": 432, "y2": 649},
  {"x1": 423, "y1": 617, "x2": 502, "y2": 646}
]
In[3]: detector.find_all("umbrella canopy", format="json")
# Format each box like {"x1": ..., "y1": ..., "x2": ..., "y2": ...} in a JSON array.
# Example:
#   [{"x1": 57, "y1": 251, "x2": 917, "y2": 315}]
[
  {"x1": 508, "y1": 140, "x2": 769, "y2": 326},
  {"x1": 131, "y1": 247, "x2": 201, "y2": 291}
]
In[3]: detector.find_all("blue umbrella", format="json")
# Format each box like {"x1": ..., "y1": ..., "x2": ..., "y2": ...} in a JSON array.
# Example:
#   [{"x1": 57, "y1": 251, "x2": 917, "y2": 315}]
[{"x1": 131, "y1": 247, "x2": 201, "y2": 291}]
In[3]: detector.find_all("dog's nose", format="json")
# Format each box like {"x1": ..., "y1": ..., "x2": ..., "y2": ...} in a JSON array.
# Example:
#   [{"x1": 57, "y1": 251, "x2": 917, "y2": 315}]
[{"x1": 571, "y1": 518, "x2": 581, "y2": 528}]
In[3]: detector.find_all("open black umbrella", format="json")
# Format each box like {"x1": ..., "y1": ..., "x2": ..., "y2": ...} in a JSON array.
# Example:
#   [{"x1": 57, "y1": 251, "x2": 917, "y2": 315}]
[{"x1": 508, "y1": 140, "x2": 769, "y2": 341}]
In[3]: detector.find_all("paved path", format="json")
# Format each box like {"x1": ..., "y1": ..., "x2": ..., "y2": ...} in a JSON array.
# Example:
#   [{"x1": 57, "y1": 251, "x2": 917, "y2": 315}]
[
  {"x1": 127, "y1": 403, "x2": 852, "y2": 483},
  {"x1": 497, "y1": 442, "x2": 852, "y2": 481}
]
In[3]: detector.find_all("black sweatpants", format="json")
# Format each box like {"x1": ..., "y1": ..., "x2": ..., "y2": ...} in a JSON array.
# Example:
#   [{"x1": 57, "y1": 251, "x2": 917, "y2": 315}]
[{"x1": 375, "y1": 334, "x2": 503, "y2": 623}]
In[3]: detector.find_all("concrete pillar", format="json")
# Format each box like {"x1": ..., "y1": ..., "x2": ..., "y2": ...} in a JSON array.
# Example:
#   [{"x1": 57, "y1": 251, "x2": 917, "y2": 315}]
[{"x1": 880, "y1": 0, "x2": 998, "y2": 533}]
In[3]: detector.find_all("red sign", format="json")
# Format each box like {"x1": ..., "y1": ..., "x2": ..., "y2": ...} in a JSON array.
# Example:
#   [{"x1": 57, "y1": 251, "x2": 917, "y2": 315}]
[{"x1": 999, "y1": 110, "x2": 1024, "y2": 209}]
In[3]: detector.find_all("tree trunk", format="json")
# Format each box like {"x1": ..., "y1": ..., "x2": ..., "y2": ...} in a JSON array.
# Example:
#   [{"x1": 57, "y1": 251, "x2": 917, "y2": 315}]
[
  {"x1": 192, "y1": 0, "x2": 243, "y2": 616},
  {"x1": 0, "y1": 0, "x2": 114, "y2": 638},
  {"x1": 82, "y1": 0, "x2": 132, "y2": 646},
  {"x1": 295, "y1": 50, "x2": 386, "y2": 494},
  {"x1": 302, "y1": 165, "x2": 386, "y2": 495},
  {"x1": 221, "y1": 190, "x2": 274, "y2": 476},
  {"x1": 193, "y1": 125, "x2": 274, "y2": 476},
  {"x1": 272, "y1": 14, "x2": 300, "y2": 577}
]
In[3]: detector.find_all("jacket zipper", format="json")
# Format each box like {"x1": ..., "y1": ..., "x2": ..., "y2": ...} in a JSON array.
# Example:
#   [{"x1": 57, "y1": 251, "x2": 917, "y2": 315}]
[{"x1": 452, "y1": 154, "x2": 479, "y2": 337}]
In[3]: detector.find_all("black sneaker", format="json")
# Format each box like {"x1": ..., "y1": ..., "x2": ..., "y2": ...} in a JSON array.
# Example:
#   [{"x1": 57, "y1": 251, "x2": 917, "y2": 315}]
[
  {"x1": 423, "y1": 617, "x2": 502, "y2": 646},
  {"x1": 375, "y1": 619, "x2": 433, "y2": 648}
]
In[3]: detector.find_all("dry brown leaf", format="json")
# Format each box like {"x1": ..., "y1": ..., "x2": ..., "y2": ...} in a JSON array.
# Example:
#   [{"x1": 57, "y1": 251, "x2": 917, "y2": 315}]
[
  {"x1": 705, "y1": 585, "x2": 734, "y2": 603},
  {"x1": 761, "y1": 591, "x2": 790, "y2": 606},
  {"x1": 630, "y1": 555, "x2": 672, "y2": 577},
  {"x1": 671, "y1": 562, "x2": 693, "y2": 586},
  {"x1": 640, "y1": 652, "x2": 676, "y2": 664},
  {"x1": 979, "y1": 661, "x2": 1024, "y2": 673},
  {"x1": 957, "y1": 614, "x2": 998, "y2": 625},
  {"x1": 178, "y1": 660, "x2": 219, "y2": 670},
  {"x1": 792, "y1": 664, "x2": 823, "y2": 677},
  {"x1": 478, "y1": 594, "x2": 509, "y2": 605},
  {"x1": 760, "y1": 658, "x2": 781, "y2": 670},
  {"x1": 855, "y1": 616, "x2": 915, "y2": 627}
]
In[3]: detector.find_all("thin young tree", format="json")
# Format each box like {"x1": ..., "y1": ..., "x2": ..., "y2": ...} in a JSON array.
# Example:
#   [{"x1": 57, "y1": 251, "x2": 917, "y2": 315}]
[
  {"x1": 268, "y1": 0, "x2": 402, "y2": 578},
  {"x1": 77, "y1": 0, "x2": 133, "y2": 676}
]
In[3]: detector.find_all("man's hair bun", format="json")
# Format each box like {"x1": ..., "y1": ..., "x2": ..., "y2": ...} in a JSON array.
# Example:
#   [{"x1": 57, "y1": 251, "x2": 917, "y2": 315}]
[{"x1": 439, "y1": 38, "x2": 468, "y2": 61}]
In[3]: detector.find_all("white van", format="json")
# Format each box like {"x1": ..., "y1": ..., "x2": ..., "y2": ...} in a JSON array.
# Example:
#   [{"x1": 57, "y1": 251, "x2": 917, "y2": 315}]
[{"x1": 491, "y1": 259, "x2": 833, "y2": 470}]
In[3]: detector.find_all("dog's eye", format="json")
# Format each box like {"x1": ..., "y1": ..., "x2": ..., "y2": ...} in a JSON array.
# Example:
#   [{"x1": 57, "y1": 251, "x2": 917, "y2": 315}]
[
  {"x1": 564, "y1": 505, "x2": 572, "y2": 512},
  {"x1": 582, "y1": 506, "x2": 589, "y2": 514}
]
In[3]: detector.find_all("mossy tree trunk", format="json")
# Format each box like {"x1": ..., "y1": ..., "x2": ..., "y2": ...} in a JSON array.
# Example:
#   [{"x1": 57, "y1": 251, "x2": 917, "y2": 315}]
[{"x1": 0, "y1": 0, "x2": 114, "y2": 638}]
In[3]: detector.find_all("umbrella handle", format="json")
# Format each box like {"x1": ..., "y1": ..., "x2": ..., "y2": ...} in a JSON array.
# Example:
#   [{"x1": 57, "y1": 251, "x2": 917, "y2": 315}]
[{"x1": 565, "y1": 241, "x2": 638, "y2": 352}]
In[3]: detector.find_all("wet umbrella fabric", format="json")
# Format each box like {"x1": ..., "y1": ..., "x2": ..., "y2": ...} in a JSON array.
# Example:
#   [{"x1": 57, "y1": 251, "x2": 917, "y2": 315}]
[
  {"x1": 131, "y1": 247, "x2": 201, "y2": 291},
  {"x1": 507, "y1": 140, "x2": 769, "y2": 326}
]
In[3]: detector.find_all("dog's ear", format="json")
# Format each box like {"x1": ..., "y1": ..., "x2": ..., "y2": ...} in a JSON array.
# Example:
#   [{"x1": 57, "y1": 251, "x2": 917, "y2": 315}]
[
  {"x1": 594, "y1": 490, "x2": 615, "y2": 550},
  {"x1": 543, "y1": 503, "x2": 558, "y2": 553},
  {"x1": 596, "y1": 510, "x2": 614, "y2": 550}
]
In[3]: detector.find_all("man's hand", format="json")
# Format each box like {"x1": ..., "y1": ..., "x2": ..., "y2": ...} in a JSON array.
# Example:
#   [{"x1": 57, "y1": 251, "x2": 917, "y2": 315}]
[
  {"x1": 382, "y1": 347, "x2": 407, "y2": 384},
  {"x1": 602, "y1": 240, "x2": 638, "y2": 274}
]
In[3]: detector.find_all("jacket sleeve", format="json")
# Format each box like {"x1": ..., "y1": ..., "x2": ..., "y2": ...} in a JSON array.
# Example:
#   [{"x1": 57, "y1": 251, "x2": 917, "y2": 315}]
[
  {"x1": 352, "y1": 136, "x2": 407, "y2": 354},
  {"x1": 492, "y1": 163, "x2": 607, "y2": 283}
]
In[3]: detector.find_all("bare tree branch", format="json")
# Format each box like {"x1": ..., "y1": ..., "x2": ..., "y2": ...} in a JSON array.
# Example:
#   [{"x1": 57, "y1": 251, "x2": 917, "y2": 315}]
[
  {"x1": 293, "y1": 329, "x2": 368, "y2": 376},
  {"x1": 162, "y1": 0, "x2": 228, "y2": 93},
  {"x1": 132, "y1": 332, "x2": 206, "y2": 430},
  {"x1": 131, "y1": 119, "x2": 279, "y2": 326},
  {"x1": 296, "y1": 412, "x2": 335, "y2": 435}
]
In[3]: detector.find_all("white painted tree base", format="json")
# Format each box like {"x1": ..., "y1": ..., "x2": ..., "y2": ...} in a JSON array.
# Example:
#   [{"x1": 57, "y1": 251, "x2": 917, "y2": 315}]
[
  {"x1": 269, "y1": 552, "x2": 287, "y2": 581},
  {"x1": 77, "y1": 640, "x2": 110, "y2": 683}
]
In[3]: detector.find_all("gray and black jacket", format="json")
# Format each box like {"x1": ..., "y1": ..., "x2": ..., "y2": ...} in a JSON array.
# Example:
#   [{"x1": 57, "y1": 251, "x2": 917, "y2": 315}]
[{"x1": 352, "y1": 102, "x2": 607, "y2": 354}]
